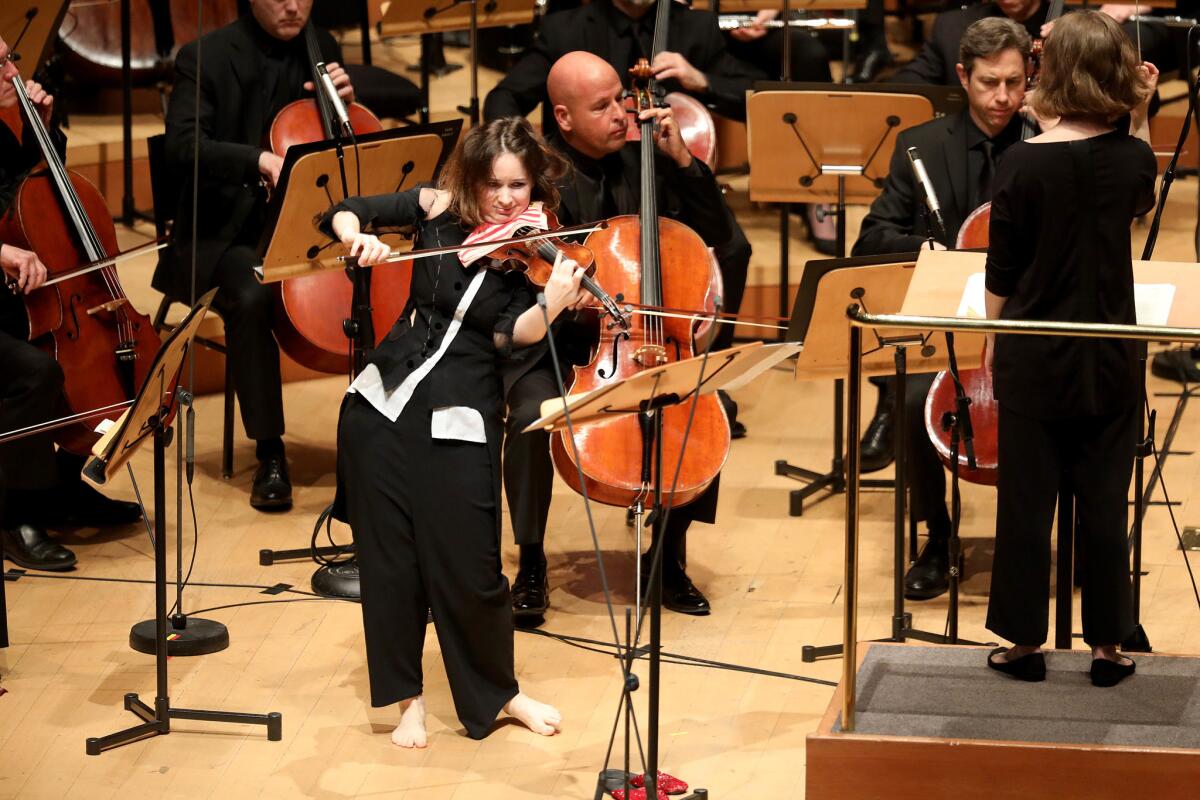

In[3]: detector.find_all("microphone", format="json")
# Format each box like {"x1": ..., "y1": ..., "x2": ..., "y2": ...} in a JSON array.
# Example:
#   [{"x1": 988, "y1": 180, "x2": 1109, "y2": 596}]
[
  {"x1": 314, "y1": 61, "x2": 352, "y2": 136},
  {"x1": 906, "y1": 146, "x2": 947, "y2": 243}
]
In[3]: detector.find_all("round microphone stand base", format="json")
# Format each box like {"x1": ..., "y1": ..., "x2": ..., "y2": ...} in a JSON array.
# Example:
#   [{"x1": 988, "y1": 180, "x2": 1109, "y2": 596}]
[
  {"x1": 129, "y1": 615, "x2": 229, "y2": 657},
  {"x1": 312, "y1": 562, "x2": 361, "y2": 600}
]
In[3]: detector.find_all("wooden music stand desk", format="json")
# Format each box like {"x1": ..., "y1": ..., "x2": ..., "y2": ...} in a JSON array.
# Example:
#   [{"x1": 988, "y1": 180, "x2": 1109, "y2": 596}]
[
  {"x1": 380, "y1": 0, "x2": 536, "y2": 37},
  {"x1": 691, "y1": 0, "x2": 866, "y2": 10}
]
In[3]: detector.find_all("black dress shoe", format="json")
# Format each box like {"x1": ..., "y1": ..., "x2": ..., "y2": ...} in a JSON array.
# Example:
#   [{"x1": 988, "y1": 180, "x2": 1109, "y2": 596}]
[
  {"x1": 1091, "y1": 656, "x2": 1136, "y2": 687},
  {"x1": 511, "y1": 562, "x2": 549, "y2": 619},
  {"x1": 904, "y1": 538, "x2": 950, "y2": 600},
  {"x1": 250, "y1": 455, "x2": 293, "y2": 511},
  {"x1": 987, "y1": 647, "x2": 1046, "y2": 682},
  {"x1": 65, "y1": 481, "x2": 142, "y2": 527},
  {"x1": 662, "y1": 570, "x2": 711, "y2": 615},
  {"x1": 2, "y1": 524, "x2": 77, "y2": 571},
  {"x1": 859, "y1": 399, "x2": 895, "y2": 474},
  {"x1": 846, "y1": 47, "x2": 893, "y2": 84},
  {"x1": 1151, "y1": 349, "x2": 1200, "y2": 383}
]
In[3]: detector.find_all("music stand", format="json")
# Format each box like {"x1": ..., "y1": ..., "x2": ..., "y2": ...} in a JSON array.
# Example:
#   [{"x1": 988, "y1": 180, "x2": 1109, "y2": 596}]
[
  {"x1": 525, "y1": 341, "x2": 798, "y2": 800},
  {"x1": 783, "y1": 251, "x2": 983, "y2": 660},
  {"x1": 83, "y1": 289, "x2": 283, "y2": 755},
  {"x1": 747, "y1": 85, "x2": 941, "y2": 523},
  {"x1": 380, "y1": 0, "x2": 537, "y2": 125},
  {"x1": 254, "y1": 122, "x2": 461, "y2": 599}
]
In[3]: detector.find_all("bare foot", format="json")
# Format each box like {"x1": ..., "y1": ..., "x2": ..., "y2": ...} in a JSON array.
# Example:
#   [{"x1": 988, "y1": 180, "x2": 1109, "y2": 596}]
[
  {"x1": 503, "y1": 692, "x2": 562, "y2": 736},
  {"x1": 391, "y1": 695, "x2": 427, "y2": 749}
]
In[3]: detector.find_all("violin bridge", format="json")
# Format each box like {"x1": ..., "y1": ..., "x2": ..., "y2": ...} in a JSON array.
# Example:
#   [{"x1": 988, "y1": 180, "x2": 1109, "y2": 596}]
[
  {"x1": 86, "y1": 298, "x2": 130, "y2": 317},
  {"x1": 633, "y1": 345, "x2": 668, "y2": 367}
]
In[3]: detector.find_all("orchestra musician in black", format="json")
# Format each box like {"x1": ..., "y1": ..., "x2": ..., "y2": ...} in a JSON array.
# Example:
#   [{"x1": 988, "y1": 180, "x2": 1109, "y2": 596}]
[
  {"x1": 0, "y1": 36, "x2": 141, "y2": 572},
  {"x1": 155, "y1": 0, "x2": 356, "y2": 511},
  {"x1": 852, "y1": 18, "x2": 1033, "y2": 599},
  {"x1": 502, "y1": 51, "x2": 739, "y2": 624}
]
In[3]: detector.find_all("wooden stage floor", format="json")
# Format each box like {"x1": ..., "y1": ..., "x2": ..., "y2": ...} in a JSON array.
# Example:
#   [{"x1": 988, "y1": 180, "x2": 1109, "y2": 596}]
[{"x1": 5, "y1": 30, "x2": 1200, "y2": 800}]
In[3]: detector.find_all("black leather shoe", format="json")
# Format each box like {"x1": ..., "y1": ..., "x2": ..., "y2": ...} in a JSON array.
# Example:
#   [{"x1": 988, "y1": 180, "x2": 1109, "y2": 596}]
[
  {"x1": 1091, "y1": 656, "x2": 1136, "y2": 687},
  {"x1": 66, "y1": 481, "x2": 142, "y2": 527},
  {"x1": 987, "y1": 647, "x2": 1046, "y2": 682},
  {"x1": 1151, "y1": 349, "x2": 1200, "y2": 383},
  {"x1": 2, "y1": 524, "x2": 77, "y2": 571},
  {"x1": 847, "y1": 47, "x2": 893, "y2": 84},
  {"x1": 859, "y1": 396, "x2": 895, "y2": 474},
  {"x1": 250, "y1": 455, "x2": 293, "y2": 511},
  {"x1": 904, "y1": 538, "x2": 950, "y2": 600},
  {"x1": 512, "y1": 561, "x2": 549, "y2": 620},
  {"x1": 662, "y1": 570, "x2": 711, "y2": 615}
]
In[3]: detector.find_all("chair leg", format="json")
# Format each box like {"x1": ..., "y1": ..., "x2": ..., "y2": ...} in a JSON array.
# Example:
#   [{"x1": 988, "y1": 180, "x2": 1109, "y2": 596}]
[{"x1": 222, "y1": 355, "x2": 235, "y2": 480}]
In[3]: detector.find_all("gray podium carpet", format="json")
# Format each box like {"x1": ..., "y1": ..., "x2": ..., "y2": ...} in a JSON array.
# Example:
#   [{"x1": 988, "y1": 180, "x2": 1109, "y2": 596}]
[{"x1": 836, "y1": 645, "x2": 1200, "y2": 748}]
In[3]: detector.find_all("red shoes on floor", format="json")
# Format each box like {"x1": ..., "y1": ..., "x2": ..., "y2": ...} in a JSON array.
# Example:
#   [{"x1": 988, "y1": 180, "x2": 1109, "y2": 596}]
[{"x1": 610, "y1": 771, "x2": 689, "y2": 799}]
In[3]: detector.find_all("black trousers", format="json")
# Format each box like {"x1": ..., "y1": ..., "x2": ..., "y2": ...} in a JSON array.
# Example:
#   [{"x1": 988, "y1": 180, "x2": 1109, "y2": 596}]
[
  {"x1": 870, "y1": 373, "x2": 949, "y2": 538},
  {"x1": 986, "y1": 403, "x2": 1137, "y2": 648},
  {"x1": 710, "y1": 213, "x2": 752, "y2": 353},
  {"x1": 725, "y1": 27, "x2": 832, "y2": 83},
  {"x1": 338, "y1": 392, "x2": 518, "y2": 740},
  {"x1": 504, "y1": 357, "x2": 720, "y2": 558},
  {"x1": 209, "y1": 245, "x2": 284, "y2": 442}
]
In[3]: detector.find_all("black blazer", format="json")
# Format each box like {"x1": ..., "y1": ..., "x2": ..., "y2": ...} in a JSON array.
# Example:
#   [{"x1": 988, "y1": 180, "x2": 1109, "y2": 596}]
[
  {"x1": 152, "y1": 16, "x2": 341, "y2": 300},
  {"x1": 482, "y1": 0, "x2": 764, "y2": 126},
  {"x1": 853, "y1": 110, "x2": 978, "y2": 256},
  {"x1": 890, "y1": 2, "x2": 1048, "y2": 86}
]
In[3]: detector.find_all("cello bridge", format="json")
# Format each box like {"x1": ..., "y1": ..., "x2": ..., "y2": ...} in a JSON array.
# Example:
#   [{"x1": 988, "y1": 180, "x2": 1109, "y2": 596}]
[
  {"x1": 86, "y1": 298, "x2": 130, "y2": 317},
  {"x1": 633, "y1": 345, "x2": 668, "y2": 367}
]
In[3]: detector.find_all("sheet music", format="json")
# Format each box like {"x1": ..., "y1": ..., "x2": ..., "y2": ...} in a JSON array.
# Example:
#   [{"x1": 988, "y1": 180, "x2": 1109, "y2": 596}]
[{"x1": 955, "y1": 272, "x2": 1176, "y2": 326}]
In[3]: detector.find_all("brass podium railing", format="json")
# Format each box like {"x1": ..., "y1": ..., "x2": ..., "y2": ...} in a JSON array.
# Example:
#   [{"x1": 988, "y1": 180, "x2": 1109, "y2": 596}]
[{"x1": 839, "y1": 304, "x2": 1200, "y2": 732}]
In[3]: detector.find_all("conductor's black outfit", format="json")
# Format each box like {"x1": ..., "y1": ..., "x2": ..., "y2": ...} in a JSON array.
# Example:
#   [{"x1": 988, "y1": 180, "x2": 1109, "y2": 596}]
[
  {"x1": 483, "y1": 0, "x2": 765, "y2": 128},
  {"x1": 889, "y1": 2, "x2": 1049, "y2": 86},
  {"x1": 985, "y1": 130, "x2": 1155, "y2": 647},
  {"x1": 321, "y1": 189, "x2": 531, "y2": 739},
  {"x1": 502, "y1": 133, "x2": 734, "y2": 611},
  {"x1": 852, "y1": 109, "x2": 1023, "y2": 549},
  {"x1": 155, "y1": 17, "x2": 342, "y2": 446}
]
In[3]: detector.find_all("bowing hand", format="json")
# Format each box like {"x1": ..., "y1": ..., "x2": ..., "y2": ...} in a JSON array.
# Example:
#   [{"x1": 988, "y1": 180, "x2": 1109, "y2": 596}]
[
  {"x1": 347, "y1": 232, "x2": 391, "y2": 266},
  {"x1": 0, "y1": 243, "x2": 48, "y2": 294},
  {"x1": 303, "y1": 61, "x2": 355, "y2": 103}
]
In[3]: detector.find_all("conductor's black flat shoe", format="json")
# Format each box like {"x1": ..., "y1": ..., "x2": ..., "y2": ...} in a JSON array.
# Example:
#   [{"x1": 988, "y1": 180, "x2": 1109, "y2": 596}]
[
  {"x1": 511, "y1": 562, "x2": 549, "y2": 619},
  {"x1": 987, "y1": 647, "x2": 1046, "y2": 682},
  {"x1": 250, "y1": 455, "x2": 293, "y2": 511},
  {"x1": 1091, "y1": 657, "x2": 1136, "y2": 687},
  {"x1": 904, "y1": 538, "x2": 950, "y2": 600},
  {"x1": 2, "y1": 524, "x2": 77, "y2": 571},
  {"x1": 65, "y1": 482, "x2": 142, "y2": 527}
]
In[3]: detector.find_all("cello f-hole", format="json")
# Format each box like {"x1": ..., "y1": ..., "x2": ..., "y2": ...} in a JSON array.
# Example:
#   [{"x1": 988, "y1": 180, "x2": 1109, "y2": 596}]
[{"x1": 598, "y1": 331, "x2": 628, "y2": 379}]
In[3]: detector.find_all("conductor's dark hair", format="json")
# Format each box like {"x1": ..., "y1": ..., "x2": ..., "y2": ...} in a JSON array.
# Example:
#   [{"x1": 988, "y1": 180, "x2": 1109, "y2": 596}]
[
  {"x1": 959, "y1": 17, "x2": 1033, "y2": 74},
  {"x1": 438, "y1": 117, "x2": 570, "y2": 228}
]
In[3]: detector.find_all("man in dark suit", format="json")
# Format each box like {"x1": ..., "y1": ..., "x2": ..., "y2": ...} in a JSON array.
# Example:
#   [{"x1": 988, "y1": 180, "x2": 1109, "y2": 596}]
[
  {"x1": 0, "y1": 36, "x2": 141, "y2": 571},
  {"x1": 484, "y1": 0, "x2": 764, "y2": 126},
  {"x1": 853, "y1": 18, "x2": 1032, "y2": 599},
  {"x1": 154, "y1": 0, "x2": 356, "y2": 511},
  {"x1": 503, "y1": 51, "x2": 736, "y2": 624},
  {"x1": 891, "y1": 0, "x2": 1047, "y2": 86}
]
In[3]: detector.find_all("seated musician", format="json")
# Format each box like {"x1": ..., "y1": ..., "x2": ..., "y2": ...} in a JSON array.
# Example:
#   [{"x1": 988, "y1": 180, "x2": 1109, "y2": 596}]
[
  {"x1": 154, "y1": 0, "x2": 356, "y2": 511},
  {"x1": 852, "y1": 18, "x2": 1033, "y2": 599},
  {"x1": 484, "y1": 0, "x2": 766, "y2": 127},
  {"x1": 321, "y1": 117, "x2": 579, "y2": 747},
  {"x1": 721, "y1": 9, "x2": 833, "y2": 83},
  {"x1": 890, "y1": 0, "x2": 1049, "y2": 85},
  {"x1": 0, "y1": 37, "x2": 141, "y2": 572},
  {"x1": 502, "y1": 51, "x2": 739, "y2": 624}
]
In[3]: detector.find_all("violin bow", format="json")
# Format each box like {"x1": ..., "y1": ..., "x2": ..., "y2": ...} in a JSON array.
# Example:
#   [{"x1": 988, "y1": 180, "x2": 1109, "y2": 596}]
[{"x1": 3, "y1": 239, "x2": 168, "y2": 293}]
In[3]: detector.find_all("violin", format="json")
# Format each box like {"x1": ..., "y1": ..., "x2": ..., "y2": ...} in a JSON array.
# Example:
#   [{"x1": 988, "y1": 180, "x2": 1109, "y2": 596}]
[
  {"x1": 0, "y1": 72, "x2": 160, "y2": 455},
  {"x1": 548, "y1": 0, "x2": 729, "y2": 510},
  {"x1": 265, "y1": 21, "x2": 404, "y2": 376}
]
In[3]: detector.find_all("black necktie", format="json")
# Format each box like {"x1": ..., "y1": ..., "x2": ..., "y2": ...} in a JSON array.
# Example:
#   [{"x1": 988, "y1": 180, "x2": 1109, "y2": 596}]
[{"x1": 977, "y1": 139, "x2": 996, "y2": 207}]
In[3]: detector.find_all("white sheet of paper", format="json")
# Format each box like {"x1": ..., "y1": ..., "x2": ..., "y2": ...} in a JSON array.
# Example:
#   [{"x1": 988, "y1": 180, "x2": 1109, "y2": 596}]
[{"x1": 955, "y1": 272, "x2": 1177, "y2": 326}]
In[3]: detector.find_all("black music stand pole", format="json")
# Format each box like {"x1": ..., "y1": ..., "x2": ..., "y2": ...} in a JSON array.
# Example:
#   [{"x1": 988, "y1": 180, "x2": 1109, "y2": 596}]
[{"x1": 85, "y1": 292, "x2": 281, "y2": 755}]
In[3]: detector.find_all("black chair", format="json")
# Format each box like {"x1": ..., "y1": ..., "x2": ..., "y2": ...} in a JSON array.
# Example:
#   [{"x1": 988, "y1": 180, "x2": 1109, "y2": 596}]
[
  {"x1": 146, "y1": 134, "x2": 236, "y2": 479},
  {"x1": 344, "y1": 63, "x2": 421, "y2": 122}
]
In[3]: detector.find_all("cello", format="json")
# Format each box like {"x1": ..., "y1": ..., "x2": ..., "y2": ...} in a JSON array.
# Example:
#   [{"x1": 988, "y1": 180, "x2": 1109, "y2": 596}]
[
  {"x1": 549, "y1": 0, "x2": 729, "y2": 509},
  {"x1": 265, "y1": 21, "x2": 408, "y2": 375},
  {"x1": 0, "y1": 71, "x2": 160, "y2": 454}
]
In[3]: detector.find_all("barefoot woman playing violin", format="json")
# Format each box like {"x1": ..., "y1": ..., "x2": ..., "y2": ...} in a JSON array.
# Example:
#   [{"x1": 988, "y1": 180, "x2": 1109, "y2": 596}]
[{"x1": 320, "y1": 117, "x2": 589, "y2": 746}]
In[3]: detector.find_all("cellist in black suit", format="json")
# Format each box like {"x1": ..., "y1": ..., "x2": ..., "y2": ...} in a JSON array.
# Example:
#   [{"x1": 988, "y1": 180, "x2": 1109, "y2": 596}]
[
  {"x1": 852, "y1": 18, "x2": 1033, "y2": 601},
  {"x1": 154, "y1": 0, "x2": 355, "y2": 511},
  {"x1": 502, "y1": 51, "x2": 735, "y2": 624}
]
